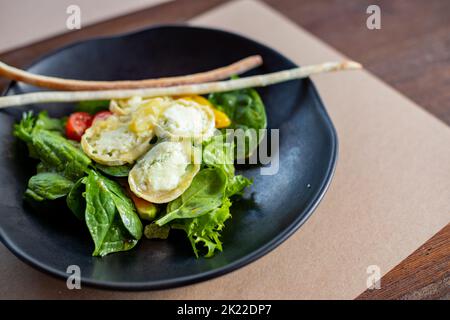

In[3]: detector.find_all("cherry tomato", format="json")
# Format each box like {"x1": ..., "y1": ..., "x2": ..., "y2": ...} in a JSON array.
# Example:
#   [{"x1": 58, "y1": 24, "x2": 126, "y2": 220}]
[
  {"x1": 66, "y1": 112, "x2": 93, "y2": 141},
  {"x1": 93, "y1": 110, "x2": 113, "y2": 123}
]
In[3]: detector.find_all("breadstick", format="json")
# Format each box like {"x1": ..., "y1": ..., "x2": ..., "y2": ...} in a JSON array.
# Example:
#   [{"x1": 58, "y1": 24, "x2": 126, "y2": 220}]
[
  {"x1": 0, "y1": 55, "x2": 262, "y2": 90},
  {"x1": 0, "y1": 61, "x2": 361, "y2": 108}
]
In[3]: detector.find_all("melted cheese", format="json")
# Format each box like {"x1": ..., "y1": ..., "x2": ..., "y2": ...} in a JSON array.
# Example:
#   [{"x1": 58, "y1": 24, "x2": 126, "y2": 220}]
[
  {"x1": 163, "y1": 103, "x2": 204, "y2": 134},
  {"x1": 128, "y1": 140, "x2": 201, "y2": 203},
  {"x1": 91, "y1": 125, "x2": 137, "y2": 155},
  {"x1": 81, "y1": 95, "x2": 214, "y2": 168},
  {"x1": 81, "y1": 114, "x2": 154, "y2": 165},
  {"x1": 139, "y1": 142, "x2": 189, "y2": 191},
  {"x1": 156, "y1": 99, "x2": 215, "y2": 141}
]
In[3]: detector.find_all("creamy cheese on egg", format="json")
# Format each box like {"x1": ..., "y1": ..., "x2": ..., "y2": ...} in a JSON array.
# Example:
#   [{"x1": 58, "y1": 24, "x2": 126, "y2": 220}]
[
  {"x1": 140, "y1": 142, "x2": 189, "y2": 191},
  {"x1": 128, "y1": 140, "x2": 201, "y2": 203},
  {"x1": 163, "y1": 104, "x2": 204, "y2": 134},
  {"x1": 81, "y1": 95, "x2": 214, "y2": 168},
  {"x1": 81, "y1": 114, "x2": 154, "y2": 165},
  {"x1": 156, "y1": 99, "x2": 215, "y2": 140},
  {"x1": 93, "y1": 125, "x2": 137, "y2": 155}
]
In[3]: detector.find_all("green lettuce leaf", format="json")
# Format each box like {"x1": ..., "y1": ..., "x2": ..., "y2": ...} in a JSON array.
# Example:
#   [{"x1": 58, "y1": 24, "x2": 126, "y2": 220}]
[
  {"x1": 226, "y1": 175, "x2": 252, "y2": 197},
  {"x1": 172, "y1": 198, "x2": 232, "y2": 258}
]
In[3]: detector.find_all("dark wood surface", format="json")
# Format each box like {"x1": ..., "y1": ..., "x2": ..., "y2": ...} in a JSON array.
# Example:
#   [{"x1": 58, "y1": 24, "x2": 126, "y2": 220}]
[{"x1": 0, "y1": 0, "x2": 448, "y2": 300}]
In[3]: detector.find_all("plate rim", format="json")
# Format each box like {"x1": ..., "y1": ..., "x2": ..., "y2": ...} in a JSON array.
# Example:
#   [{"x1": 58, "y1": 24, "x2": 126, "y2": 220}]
[{"x1": 0, "y1": 24, "x2": 338, "y2": 291}]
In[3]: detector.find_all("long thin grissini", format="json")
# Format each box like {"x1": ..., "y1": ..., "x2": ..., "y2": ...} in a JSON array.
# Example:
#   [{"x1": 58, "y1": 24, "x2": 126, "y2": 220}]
[
  {"x1": 0, "y1": 55, "x2": 262, "y2": 90},
  {"x1": 0, "y1": 61, "x2": 361, "y2": 108}
]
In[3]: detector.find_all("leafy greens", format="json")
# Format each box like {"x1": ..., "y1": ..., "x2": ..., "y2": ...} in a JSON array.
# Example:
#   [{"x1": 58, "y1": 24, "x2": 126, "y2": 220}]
[
  {"x1": 84, "y1": 171, "x2": 143, "y2": 256},
  {"x1": 202, "y1": 133, "x2": 253, "y2": 197},
  {"x1": 25, "y1": 172, "x2": 74, "y2": 201},
  {"x1": 155, "y1": 168, "x2": 228, "y2": 226},
  {"x1": 14, "y1": 112, "x2": 91, "y2": 181},
  {"x1": 66, "y1": 177, "x2": 86, "y2": 220},
  {"x1": 155, "y1": 133, "x2": 252, "y2": 257},
  {"x1": 172, "y1": 198, "x2": 232, "y2": 258},
  {"x1": 95, "y1": 163, "x2": 132, "y2": 177},
  {"x1": 75, "y1": 100, "x2": 110, "y2": 115},
  {"x1": 14, "y1": 111, "x2": 143, "y2": 256},
  {"x1": 13, "y1": 85, "x2": 263, "y2": 259},
  {"x1": 208, "y1": 87, "x2": 267, "y2": 159}
]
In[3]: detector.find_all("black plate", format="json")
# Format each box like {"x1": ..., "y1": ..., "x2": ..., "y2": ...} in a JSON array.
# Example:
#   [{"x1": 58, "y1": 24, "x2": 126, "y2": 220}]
[{"x1": 0, "y1": 25, "x2": 337, "y2": 290}]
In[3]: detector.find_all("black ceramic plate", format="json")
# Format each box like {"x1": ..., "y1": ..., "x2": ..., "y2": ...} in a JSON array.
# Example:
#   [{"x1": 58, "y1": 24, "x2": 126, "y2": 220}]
[{"x1": 0, "y1": 25, "x2": 337, "y2": 290}]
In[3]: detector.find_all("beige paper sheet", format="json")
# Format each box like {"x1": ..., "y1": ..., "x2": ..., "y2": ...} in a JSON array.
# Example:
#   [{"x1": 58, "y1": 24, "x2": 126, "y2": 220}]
[
  {"x1": 1, "y1": 0, "x2": 449, "y2": 299},
  {"x1": 0, "y1": 0, "x2": 171, "y2": 52}
]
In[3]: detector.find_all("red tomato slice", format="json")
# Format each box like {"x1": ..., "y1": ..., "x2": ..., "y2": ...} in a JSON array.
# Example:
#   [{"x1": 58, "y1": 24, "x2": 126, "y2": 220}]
[
  {"x1": 66, "y1": 112, "x2": 93, "y2": 141},
  {"x1": 93, "y1": 110, "x2": 113, "y2": 123}
]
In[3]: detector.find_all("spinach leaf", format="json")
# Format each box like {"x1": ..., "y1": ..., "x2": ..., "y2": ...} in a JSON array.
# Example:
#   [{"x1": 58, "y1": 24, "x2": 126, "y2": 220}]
[
  {"x1": 94, "y1": 215, "x2": 139, "y2": 256},
  {"x1": 155, "y1": 168, "x2": 227, "y2": 226},
  {"x1": 208, "y1": 88, "x2": 267, "y2": 158},
  {"x1": 66, "y1": 178, "x2": 86, "y2": 220},
  {"x1": 95, "y1": 163, "x2": 132, "y2": 177},
  {"x1": 172, "y1": 198, "x2": 232, "y2": 258},
  {"x1": 75, "y1": 100, "x2": 110, "y2": 115},
  {"x1": 25, "y1": 172, "x2": 74, "y2": 201},
  {"x1": 84, "y1": 171, "x2": 143, "y2": 256}
]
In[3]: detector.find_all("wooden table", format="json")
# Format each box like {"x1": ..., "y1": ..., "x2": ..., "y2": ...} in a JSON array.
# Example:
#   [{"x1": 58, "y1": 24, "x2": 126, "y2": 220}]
[{"x1": 0, "y1": 0, "x2": 448, "y2": 300}]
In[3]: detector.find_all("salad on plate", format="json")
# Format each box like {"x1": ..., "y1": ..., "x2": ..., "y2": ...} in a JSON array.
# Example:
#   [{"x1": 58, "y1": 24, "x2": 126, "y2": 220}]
[
  {"x1": 13, "y1": 89, "x2": 265, "y2": 257},
  {"x1": 1, "y1": 54, "x2": 360, "y2": 258}
]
